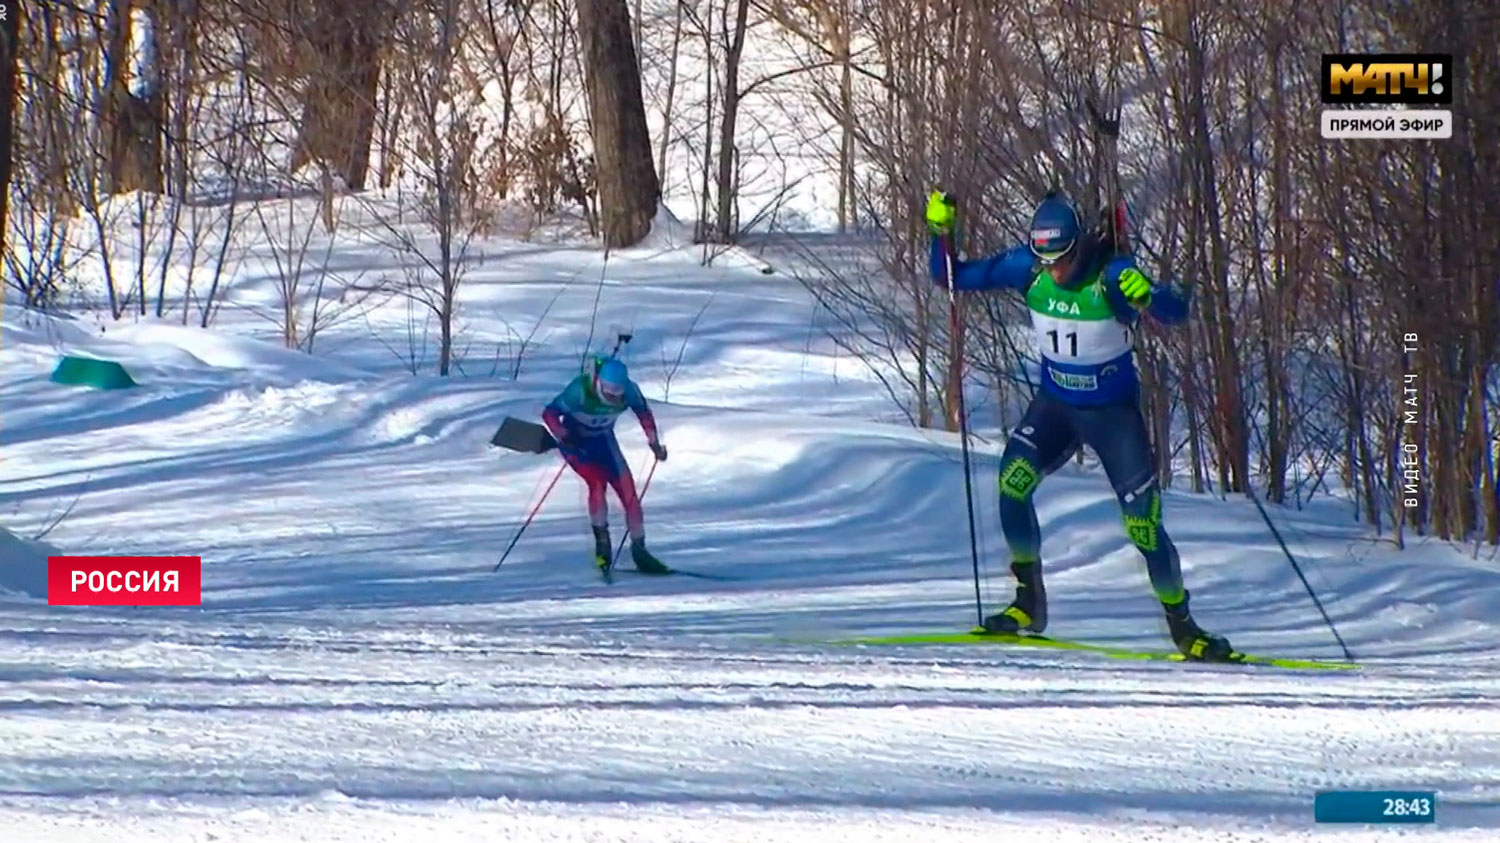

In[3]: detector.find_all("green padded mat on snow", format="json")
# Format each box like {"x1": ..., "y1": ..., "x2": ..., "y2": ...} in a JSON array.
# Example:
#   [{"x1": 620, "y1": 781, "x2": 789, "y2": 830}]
[{"x1": 50, "y1": 356, "x2": 138, "y2": 389}]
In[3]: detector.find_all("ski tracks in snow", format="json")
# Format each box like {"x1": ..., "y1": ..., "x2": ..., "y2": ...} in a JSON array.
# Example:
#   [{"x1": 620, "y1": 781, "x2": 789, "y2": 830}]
[
  {"x1": 0, "y1": 614, "x2": 1497, "y2": 841},
  {"x1": 6, "y1": 282, "x2": 1500, "y2": 839}
]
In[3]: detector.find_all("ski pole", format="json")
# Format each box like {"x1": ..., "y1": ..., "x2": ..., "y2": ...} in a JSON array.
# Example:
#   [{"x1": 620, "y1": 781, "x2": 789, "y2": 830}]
[
  {"x1": 493, "y1": 463, "x2": 567, "y2": 571},
  {"x1": 939, "y1": 219, "x2": 985, "y2": 627},
  {"x1": 611, "y1": 456, "x2": 661, "y2": 567},
  {"x1": 1246, "y1": 484, "x2": 1355, "y2": 662}
]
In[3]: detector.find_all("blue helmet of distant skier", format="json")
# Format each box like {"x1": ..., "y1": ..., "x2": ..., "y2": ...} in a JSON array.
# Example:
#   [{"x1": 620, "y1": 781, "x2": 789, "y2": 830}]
[{"x1": 592, "y1": 357, "x2": 629, "y2": 407}]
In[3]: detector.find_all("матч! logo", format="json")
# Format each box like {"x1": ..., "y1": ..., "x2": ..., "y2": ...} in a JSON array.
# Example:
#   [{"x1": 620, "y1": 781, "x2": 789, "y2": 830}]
[{"x1": 1320, "y1": 53, "x2": 1454, "y2": 140}]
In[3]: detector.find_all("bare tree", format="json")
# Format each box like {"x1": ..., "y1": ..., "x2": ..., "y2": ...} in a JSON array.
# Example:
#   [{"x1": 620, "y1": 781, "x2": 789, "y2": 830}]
[
  {"x1": 761, "y1": 0, "x2": 857, "y2": 231},
  {"x1": 0, "y1": 0, "x2": 20, "y2": 260},
  {"x1": 775, "y1": 0, "x2": 1497, "y2": 548},
  {"x1": 576, "y1": 0, "x2": 660, "y2": 247},
  {"x1": 362, "y1": 0, "x2": 498, "y2": 375},
  {"x1": 250, "y1": 193, "x2": 385, "y2": 352},
  {"x1": 5, "y1": 0, "x2": 76, "y2": 309},
  {"x1": 101, "y1": 0, "x2": 164, "y2": 195},
  {"x1": 476, "y1": 0, "x2": 537, "y2": 200},
  {"x1": 287, "y1": 0, "x2": 385, "y2": 190},
  {"x1": 655, "y1": 0, "x2": 686, "y2": 183},
  {"x1": 709, "y1": 0, "x2": 749, "y2": 243},
  {"x1": 4, "y1": 0, "x2": 1495, "y2": 551}
]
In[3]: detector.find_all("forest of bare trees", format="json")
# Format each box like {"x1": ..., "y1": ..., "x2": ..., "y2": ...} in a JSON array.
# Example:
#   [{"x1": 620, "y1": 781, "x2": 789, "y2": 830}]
[
  {"x1": 798, "y1": 0, "x2": 1499, "y2": 549},
  {"x1": 3, "y1": 0, "x2": 1497, "y2": 547}
]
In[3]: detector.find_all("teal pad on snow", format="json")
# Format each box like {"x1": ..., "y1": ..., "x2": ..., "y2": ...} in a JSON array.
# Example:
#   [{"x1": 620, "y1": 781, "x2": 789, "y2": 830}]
[{"x1": 50, "y1": 356, "x2": 137, "y2": 390}]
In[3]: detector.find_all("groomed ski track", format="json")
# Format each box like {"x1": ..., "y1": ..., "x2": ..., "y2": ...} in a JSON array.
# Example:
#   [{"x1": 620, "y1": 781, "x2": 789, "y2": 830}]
[
  {"x1": 1, "y1": 606, "x2": 1496, "y2": 840},
  {"x1": 3, "y1": 241, "x2": 1499, "y2": 840}
]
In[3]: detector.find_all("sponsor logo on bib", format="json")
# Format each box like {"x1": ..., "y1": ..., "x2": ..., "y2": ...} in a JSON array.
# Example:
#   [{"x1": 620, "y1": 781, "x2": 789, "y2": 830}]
[{"x1": 1052, "y1": 370, "x2": 1099, "y2": 391}]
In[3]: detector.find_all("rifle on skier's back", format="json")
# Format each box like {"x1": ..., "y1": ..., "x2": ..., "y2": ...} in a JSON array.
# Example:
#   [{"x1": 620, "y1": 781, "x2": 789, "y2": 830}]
[
  {"x1": 487, "y1": 330, "x2": 635, "y2": 454},
  {"x1": 1087, "y1": 96, "x2": 1132, "y2": 259}
]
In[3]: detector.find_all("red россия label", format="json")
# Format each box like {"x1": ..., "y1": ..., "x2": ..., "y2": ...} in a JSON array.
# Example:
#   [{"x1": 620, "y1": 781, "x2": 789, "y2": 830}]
[{"x1": 47, "y1": 556, "x2": 202, "y2": 606}]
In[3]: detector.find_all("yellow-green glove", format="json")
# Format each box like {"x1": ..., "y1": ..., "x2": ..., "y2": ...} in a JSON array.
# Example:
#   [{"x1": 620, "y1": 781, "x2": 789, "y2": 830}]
[
  {"x1": 1119, "y1": 267, "x2": 1151, "y2": 308},
  {"x1": 925, "y1": 189, "x2": 956, "y2": 236}
]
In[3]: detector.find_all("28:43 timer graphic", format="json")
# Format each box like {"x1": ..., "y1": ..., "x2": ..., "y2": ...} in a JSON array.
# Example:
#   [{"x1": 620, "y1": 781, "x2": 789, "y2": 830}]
[{"x1": 1315, "y1": 790, "x2": 1436, "y2": 823}]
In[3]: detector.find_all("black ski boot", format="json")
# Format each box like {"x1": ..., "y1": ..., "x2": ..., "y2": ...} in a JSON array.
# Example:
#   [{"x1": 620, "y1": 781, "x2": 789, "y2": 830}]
[
  {"x1": 592, "y1": 525, "x2": 612, "y2": 571},
  {"x1": 981, "y1": 561, "x2": 1047, "y2": 634},
  {"x1": 630, "y1": 538, "x2": 671, "y2": 575},
  {"x1": 1164, "y1": 591, "x2": 1235, "y2": 661}
]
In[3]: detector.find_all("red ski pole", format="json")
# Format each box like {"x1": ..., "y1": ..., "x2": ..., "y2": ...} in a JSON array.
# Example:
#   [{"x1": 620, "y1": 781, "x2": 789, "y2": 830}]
[
  {"x1": 493, "y1": 463, "x2": 567, "y2": 571},
  {"x1": 611, "y1": 456, "x2": 660, "y2": 567}
]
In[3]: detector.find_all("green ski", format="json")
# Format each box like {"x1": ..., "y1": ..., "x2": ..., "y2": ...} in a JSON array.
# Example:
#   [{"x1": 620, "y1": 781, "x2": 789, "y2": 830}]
[
  {"x1": 827, "y1": 628, "x2": 1358, "y2": 671},
  {"x1": 610, "y1": 567, "x2": 737, "y2": 581}
]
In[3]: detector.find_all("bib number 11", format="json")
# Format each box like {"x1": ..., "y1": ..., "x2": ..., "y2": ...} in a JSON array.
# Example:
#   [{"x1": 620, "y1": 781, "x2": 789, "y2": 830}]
[{"x1": 1047, "y1": 329, "x2": 1078, "y2": 357}]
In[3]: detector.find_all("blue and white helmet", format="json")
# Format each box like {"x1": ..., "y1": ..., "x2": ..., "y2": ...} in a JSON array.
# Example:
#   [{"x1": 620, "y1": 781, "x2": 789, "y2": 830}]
[
  {"x1": 1029, "y1": 193, "x2": 1081, "y2": 265},
  {"x1": 591, "y1": 357, "x2": 629, "y2": 407}
]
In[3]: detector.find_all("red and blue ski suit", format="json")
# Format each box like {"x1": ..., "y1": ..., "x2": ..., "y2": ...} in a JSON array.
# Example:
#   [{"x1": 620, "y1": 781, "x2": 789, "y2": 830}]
[{"x1": 542, "y1": 374, "x2": 660, "y2": 541}]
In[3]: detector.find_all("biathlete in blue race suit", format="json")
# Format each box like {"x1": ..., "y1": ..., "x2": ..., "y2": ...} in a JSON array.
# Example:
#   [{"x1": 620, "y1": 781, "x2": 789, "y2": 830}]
[{"x1": 927, "y1": 188, "x2": 1232, "y2": 660}]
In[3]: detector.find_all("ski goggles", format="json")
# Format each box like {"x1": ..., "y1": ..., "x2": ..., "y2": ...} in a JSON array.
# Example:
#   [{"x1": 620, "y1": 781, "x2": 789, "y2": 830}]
[
  {"x1": 1030, "y1": 228, "x2": 1076, "y2": 265},
  {"x1": 595, "y1": 378, "x2": 625, "y2": 405}
]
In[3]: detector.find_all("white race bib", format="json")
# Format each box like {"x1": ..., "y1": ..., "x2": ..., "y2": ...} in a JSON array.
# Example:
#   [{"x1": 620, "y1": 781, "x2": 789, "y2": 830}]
[{"x1": 1030, "y1": 310, "x2": 1132, "y2": 365}]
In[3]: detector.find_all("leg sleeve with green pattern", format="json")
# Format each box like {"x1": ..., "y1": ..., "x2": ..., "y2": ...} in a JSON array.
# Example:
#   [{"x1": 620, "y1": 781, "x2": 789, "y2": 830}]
[
  {"x1": 997, "y1": 392, "x2": 1080, "y2": 564},
  {"x1": 1075, "y1": 401, "x2": 1185, "y2": 603}
]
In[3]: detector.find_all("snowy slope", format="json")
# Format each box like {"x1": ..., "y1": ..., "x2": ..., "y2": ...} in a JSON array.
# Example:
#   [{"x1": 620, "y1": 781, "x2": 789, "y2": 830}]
[{"x1": 2, "y1": 235, "x2": 1499, "y2": 841}]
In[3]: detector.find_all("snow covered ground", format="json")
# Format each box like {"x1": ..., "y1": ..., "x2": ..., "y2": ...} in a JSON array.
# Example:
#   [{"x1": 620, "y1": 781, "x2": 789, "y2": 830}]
[{"x1": 2, "y1": 227, "x2": 1499, "y2": 841}]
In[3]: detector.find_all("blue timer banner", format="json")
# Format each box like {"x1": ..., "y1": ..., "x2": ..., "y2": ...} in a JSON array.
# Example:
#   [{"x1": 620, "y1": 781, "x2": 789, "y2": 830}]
[{"x1": 1315, "y1": 791, "x2": 1436, "y2": 823}]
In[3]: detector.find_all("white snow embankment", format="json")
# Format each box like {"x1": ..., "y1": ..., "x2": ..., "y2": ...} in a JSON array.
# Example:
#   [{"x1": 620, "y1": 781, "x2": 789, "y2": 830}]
[
  {"x1": 0, "y1": 526, "x2": 57, "y2": 600},
  {"x1": 1, "y1": 308, "x2": 372, "y2": 390}
]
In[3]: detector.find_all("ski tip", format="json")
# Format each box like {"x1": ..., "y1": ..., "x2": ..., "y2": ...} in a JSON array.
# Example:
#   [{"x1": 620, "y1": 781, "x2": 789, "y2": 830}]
[{"x1": 1225, "y1": 651, "x2": 1361, "y2": 671}]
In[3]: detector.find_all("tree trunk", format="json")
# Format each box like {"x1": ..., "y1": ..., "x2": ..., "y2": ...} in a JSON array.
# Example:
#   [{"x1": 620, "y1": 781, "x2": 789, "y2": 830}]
[
  {"x1": 376, "y1": 59, "x2": 400, "y2": 189},
  {"x1": 1183, "y1": 340, "x2": 1207, "y2": 494},
  {"x1": 102, "y1": 0, "x2": 164, "y2": 195},
  {"x1": 157, "y1": 0, "x2": 200, "y2": 316},
  {"x1": 834, "y1": 0, "x2": 854, "y2": 232},
  {"x1": 480, "y1": 0, "x2": 521, "y2": 198},
  {"x1": 1485, "y1": 390, "x2": 1500, "y2": 545},
  {"x1": 902, "y1": 1, "x2": 930, "y2": 428},
  {"x1": 656, "y1": 0, "x2": 684, "y2": 189},
  {"x1": 1263, "y1": 39, "x2": 1293, "y2": 504},
  {"x1": 938, "y1": 3, "x2": 972, "y2": 432},
  {"x1": 838, "y1": 59, "x2": 855, "y2": 231},
  {"x1": 290, "y1": 1, "x2": 382, "y2": 190},
  {"x1": 695, "y1": 3, "x2": 715, "y2": 245},
  {"x1": 712, "y1": 0, "x2": 749, "y2": 244},
  {"x1": 576, "y1": 0, "x2": 660, "y2": 248},
  {"x1": 915, "y1": 283, "x2": 931, "y2": 427},
  {"x1": 946, "y1": 297, "x2": 964, "y2": 433},
  {"x1": 1185, "y1": 27, "x2": 1248, "y2": 494},
  {"x1": 0, "y1": 0, "x2": 19, "y2": 258}
]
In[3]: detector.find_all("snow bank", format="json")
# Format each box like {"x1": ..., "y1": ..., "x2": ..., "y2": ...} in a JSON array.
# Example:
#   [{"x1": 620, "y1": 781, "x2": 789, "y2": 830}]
[
  {"x1": 630, "y1": 204, "x2": 776, "y2": 274},
  {"x1": 0, "y1": 526, "x2": 56, "y2": 599},
  {"x1": 633, "y1": 204, "x2": 696, "y2": 252},
  {"x1": 1, "y1": 307, "x2": 371, "y2": 388}
]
